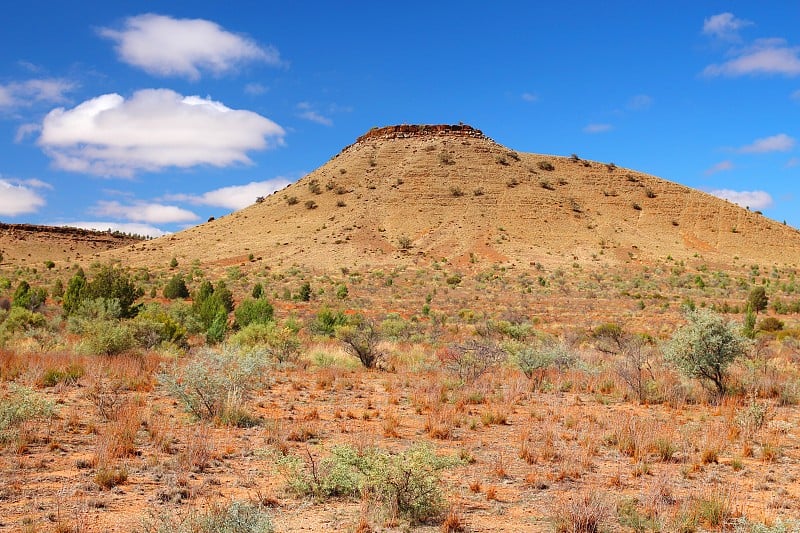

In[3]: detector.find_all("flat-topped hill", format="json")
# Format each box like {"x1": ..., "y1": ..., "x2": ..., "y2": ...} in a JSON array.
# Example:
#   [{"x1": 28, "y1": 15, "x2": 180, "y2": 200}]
[{"x1": 108, "y1": 124, "x2": 800, "y2": 272}]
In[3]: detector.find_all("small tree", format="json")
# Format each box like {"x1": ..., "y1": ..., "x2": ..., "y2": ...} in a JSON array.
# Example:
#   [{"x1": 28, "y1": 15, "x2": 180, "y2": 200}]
[
  {"x1": 663, "y1": 309, "x2": 750, "y2": 396},
  {"x1": 162, "y1": 275, "x2": 189, "y2": 299},
  {"x1": 336, "y1": 315, "x2": 383, "y2": 368},
  {"x1": 298, "y1": 282, "x2": 312, "y2": 302},
  {"x1": 747, "y1": 287, "x2": 768, "y2": 314}
]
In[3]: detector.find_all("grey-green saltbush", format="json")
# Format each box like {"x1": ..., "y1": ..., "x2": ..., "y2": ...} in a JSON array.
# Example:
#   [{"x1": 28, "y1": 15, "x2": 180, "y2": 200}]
[
  {"x1": 276, "y1": 443, "x2": 459, "y2": 524},
  {"x1": 159, "y1": 345, "x2": 269, "y2": 422},
  {"x1": 0, "y1": 384, "x2": 55, "y2": 443},
  {"x1": 140, "y1": 499, "x2": 273, "y2": 533}
]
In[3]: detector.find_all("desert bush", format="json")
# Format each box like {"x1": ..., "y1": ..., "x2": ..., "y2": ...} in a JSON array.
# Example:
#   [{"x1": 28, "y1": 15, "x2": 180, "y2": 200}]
[
  {"x1": 537, "y1": 161, "x2": 555, "y2": 171},
  {"x1": 757, "y1": 316, "x2": 783, "y2": 332},
  {"x1": 40, "y1": 363, "x2": 84, "y2": 387},
  {"x1": 747, "y1": 286, "x2": 769, "y2": 314},
  {"x1": 398, "y1": 235, "x2": 413, "y2": 250},
  {"x1": 78, "y1": 320, "x2": 136, "y2": 356},
  {"x1": 163, "y1": 275, "x2": 189, "y2": 299},
  {"x1": 140, "y1": 500, "x2": 273, "y2": 533},
  {"x1": 0, "y1": 384, "x2": 55, "y2": 443},
  {"x1": 553, "y1": 491, "x2": 614, "y2": 533},
  {"x1": 663, "y1": 309, "x2": 750, "y2": 396},
  {"x1": 229, "y1": 322, "x2": 300, "y2": 363},
  {"x1": 0, "y1": 306, "x2": 46, "y2": 335},
  {"x1": 130, "y1": 304, "x2": 188, "y2": 349},
  {"x1": 12, "y1": 281, "x2": 47, "y2": 311},
  {"x1": 438, "y1": 339, "x2": 506, "y2": 383},
  {"x1": 277, "y1": 443, "x2": 458, "y2": 524},
  {"x1": 336, "y1": 315, "x2": 383, "y2": 368},
  {"x1": 615, "y1": 337, "x2": 658, "y2": 403},
  {"x1": 234, "y1": 298, "x2": 274, "y2": 329},
  {"x1": 159, "y1": 345, "x2": 269, "y2": 423},
  {"x1": 310, "y1": 306, "x2": 348, "y2": 337},
  {"x1": 297, "y1": 281, "x2": 312, "y2": 302}
]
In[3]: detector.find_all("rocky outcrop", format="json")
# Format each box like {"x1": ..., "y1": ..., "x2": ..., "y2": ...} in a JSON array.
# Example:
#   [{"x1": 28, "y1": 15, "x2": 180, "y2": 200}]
[{"x1": 355, "y1": 124, "x2": 487, "y2": 144}]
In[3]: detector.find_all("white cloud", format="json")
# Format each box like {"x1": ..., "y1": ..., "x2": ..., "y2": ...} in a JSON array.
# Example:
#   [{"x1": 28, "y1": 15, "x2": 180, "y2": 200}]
[
  {"x1": 90, "y1": 200, "x2": 198, "y2": 224},
  {"x1": 165, "y1": 178, "x2": 292, "y2": 210},
  {"x1": 704, "y1": 38, "x2": 800, "y2": 77},
  {"x1": 709, "y1": 189, "x2": 773, "y2": 209},
  {"x1": 296, "y1": 102, "x2": 333, "y2": 126},
  {"x1": 521, "y1": 92, "x2": 539, "y2": 102},
  {"x1": 99, "y1": 14, "x2": 280, "y2": 80},
  {"x1": 0, "y1": 78, "x2": 75, "y2": 110},
  {"x1": 0, "y1": 178, "x2": 47, "y2": 216},
  {"x1": 739, "y1": 133, "x2": 795, "y2": 153},
  {"x1": 792, "y1": 89, "x2": 800, "y2": 100},
  {"x1": 38, "y1": 89, "x2": 285, "y2": 177},
  {"x1": 53, "y1": 221, "x2": 167, "y2": 238},
  {"x1": 785, "y1": 157, "x2": 800, "y2": 168},
  {"x1": 704, "y1": 160, "x2": 734, "y2": 175},
  {"x1": 702, "y1": 13, "x2": 752, "y2": 40},
  {"x1": 244, "y1": 82, "x2": 268, "y2": 95},
  {"x1": 583, "y1": 123, "x2": 612, "y2": 134},
  {"x1": 14, "y1": 123, "x2": 40, "y2": 143},
  {"x1": 627, "y1": 94, "x2": 652, "y2": 111}
]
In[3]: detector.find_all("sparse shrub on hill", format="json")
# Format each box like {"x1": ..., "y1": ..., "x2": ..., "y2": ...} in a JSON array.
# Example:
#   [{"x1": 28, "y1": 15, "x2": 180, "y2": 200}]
[
  {"x1": 251, "y1": 282, "x2": 264, "y2": 299},
  {"x1": 51, "y1": 278, "x2": 64, "y2": 299},
  {"x1": 206, "y1": 309, "x2": 228, "y2": 345},
  {"x1": 747, "y1": 286, "x2": 769, "y2": 314},
  {"x1": 130, "y1": 303, "x2": 188, "y2": 349},
  {"x1": 193, "y1": 280, "x2": 234, "y2": 330},
  {"x1": 0, "y1": 307, "x2": 46, "y2": 343},
  {"x1": 537, "y1": 161, "x2": 555, "y2": 171},
  {"x1": 757, "y1": 316, "x2": 784, "y2": 333},
  {"x1": 663, "y1": 308, "x2": 750, "y2": 396},
  {"x1": 163, "y1": 274, "x2": 189, "y2": 300},
  {"x1": 234, "y1": 298, "x2": 274, "y2": 329},
  {"x1": 297, "y1": 282, "x2": 312, "y2": 302},
  {"x1": 310, "y1": 306, "x2": 348, "y2": 337}
]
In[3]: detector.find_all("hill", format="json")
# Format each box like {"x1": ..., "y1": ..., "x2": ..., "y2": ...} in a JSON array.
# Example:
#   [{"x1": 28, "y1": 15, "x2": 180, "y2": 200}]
[
  {"x1": 0, "y1": 223, "x2": 144, "y2": 268},
  {"x1": 111, "y1": 124, "x2": 800, "y2": 272}
]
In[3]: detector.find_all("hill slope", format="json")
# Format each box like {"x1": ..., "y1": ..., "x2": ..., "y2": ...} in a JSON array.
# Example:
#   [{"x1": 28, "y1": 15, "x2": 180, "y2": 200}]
[
  {"x1": 0, "y1": 223, "x2": 143, "y2": 268},
  {"x1": 111, "y1": 124, "x2": 800, "y2": 272}
]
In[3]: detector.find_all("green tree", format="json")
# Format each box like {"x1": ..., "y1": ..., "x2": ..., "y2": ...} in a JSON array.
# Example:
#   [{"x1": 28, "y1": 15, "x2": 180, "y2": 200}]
[
  {"x1": 12, "y1": 281, "x2": 31, "y2": 309},
  {"x1": 336, "y1": 315, "x2": 383, "y2": 368},
  {"x1": 234, "y1": 298, "x2": 274, "y2": 329},
  {"x1": 747, "y1": 286, "x2": 768, "y2": 314},
  {"x1": 163, "y1": 275, "x2": 189, "y2": 299},
  {"x1": 206, "y1": 308, "x2": 228, "y2": 344},
  {"x1": 252, "y1": 282, "x2": 264, "y2": 299},
  {"x1": 62, "y1": 269, "x2": 87, "y2": 315},
  {"x1": 663, "y1": 309, "x2": 750, "y2": 396},
  {"x1": 84, "y1": 265, "x2": 142, "y2": 318},
  {"x1": 51, "y1": 278, "x2": 64, "y2": 299},
  {"x1": 298, "y1": 282, "x2": 312, "y2": 302}
]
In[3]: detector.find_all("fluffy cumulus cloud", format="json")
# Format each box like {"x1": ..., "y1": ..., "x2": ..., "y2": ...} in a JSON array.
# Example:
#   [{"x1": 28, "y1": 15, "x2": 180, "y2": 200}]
[
  {"x1": 38, "y1": 89, "x2": 285, "y2": 177},
  {"x1": 90, "y1": 200, "x2": 198, "y2": 224},
  {"x1": 0, "y1": 78, "x2": 75, "y2": 110},
  {"x1": 702, "y1": 13, "x2": 752, "y2": 40},
  {"x1": 583, "y1": 123, "x2": 612, "y2": 134},
  {"x1": 54, "y1": 221, "x2": 167, "y2": 238},
  {"x1": 739, "y1": 133, "x2": 795, "y2": 153},
  {"x1": 709, "y1": 189, "x2": 773, "y2": 210},
  {"x1": 704, "y1": 38, "x2": 800, "y2": 77},
  {"x1": 165, "y1": 178, "x2": 292, "y2": 210},
  {"x1": 0, "y1": 178, "x2": 48, "y2": 216},
  {"x1": 704, "y1": 160, "x2": 734, "y2": 175},
  {"x1": 99, "y1": 14, "x2": 280, "y2": 80}
]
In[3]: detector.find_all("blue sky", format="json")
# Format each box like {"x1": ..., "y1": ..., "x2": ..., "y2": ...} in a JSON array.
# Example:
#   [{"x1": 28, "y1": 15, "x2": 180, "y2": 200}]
[{"x1": 1, "y1": 2, "x2": 800, "y2": 235}]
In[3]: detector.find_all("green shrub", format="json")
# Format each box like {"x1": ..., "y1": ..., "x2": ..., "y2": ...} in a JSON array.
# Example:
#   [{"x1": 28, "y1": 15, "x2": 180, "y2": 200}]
[
  {"x1": 130, "y1": 304, "x2": 188, "y2": 349},
  {"x1": 159, "y1": 345, "x2": 269, "y2": 422},
  {"x1": 310, "y1": 307, "x2": 348, "y2": 337},
  {"x1": 229, "y1": 322, "x2": 300, "y2": 363},
  {"x1": 140, "y1": 500, "x2": 273, "y2": 533},
  {"x1": 40, "y1": 364, "x2": 84, "y2": 387},
  {"x1": 276, "y1": 443, "x2": 458, "y2": 524},
  {"x1": 663, "y1": 309, "x2": 750, "y2": 395},
  {"x1": 251, "y1": 283, "x2": 264, "y2": 299},
  {"x1": 336, "y1": 315, "x2": 383, "y2": 368},
  {"x1": 206, "y1": 308, "x2": 228, "y2": 344},
  {"x1": 335, "y1": 284, "x2": 348, "y2": 300},
  {"x1": 64, "y1": 265, "x2": 142, "y2": 318},
  {"x1": 0, "y1": 306, "x2": 46, "y2": 335},
  {"x1": 438, "y1": 339, "x2": 506, "y2": 383},
  {"x1": 0, "y1": 384, "x2": 55, "y2": 443},
  {"x1": 234, "y1": 298, "x2": 274, "y2": 329},
  {"x1": 163, "y1": 275, "x2": 189, "y2": 299},
  {"x1": 298, "y1": 282, "x2": 312, "y2": 302},
  {"x1": 78, "y1": 320, "x2": 135, "y2": 356},
  {"x1": 757, "y1": 316, "x2": 784, "y2": 332}
]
